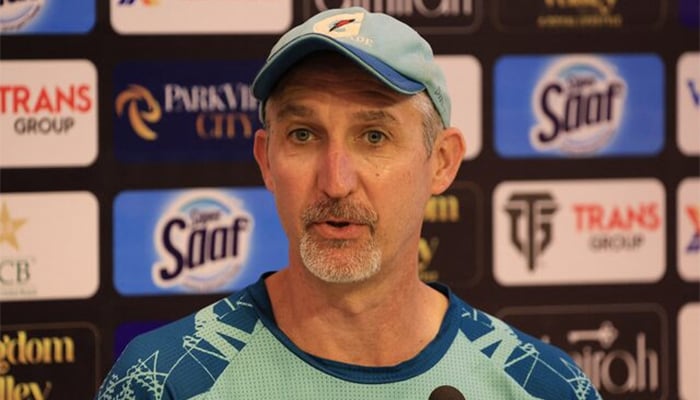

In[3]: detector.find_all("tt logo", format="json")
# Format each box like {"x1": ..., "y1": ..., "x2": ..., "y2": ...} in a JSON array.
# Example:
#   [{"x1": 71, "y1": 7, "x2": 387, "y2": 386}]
[{"x1": 504, "y1": 192, "x2": 557, "y2": 271}]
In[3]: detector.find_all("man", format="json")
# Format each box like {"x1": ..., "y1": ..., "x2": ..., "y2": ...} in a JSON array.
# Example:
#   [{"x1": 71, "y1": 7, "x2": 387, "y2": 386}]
[{"x1": 95, "y1": 7, "x2": 602, "y2": 400}]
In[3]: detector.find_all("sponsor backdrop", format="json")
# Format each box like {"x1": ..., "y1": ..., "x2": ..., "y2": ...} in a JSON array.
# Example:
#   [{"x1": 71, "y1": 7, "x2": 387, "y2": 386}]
[{"x1": 0, "y1": 1, "x2": 698, "y2": 398}]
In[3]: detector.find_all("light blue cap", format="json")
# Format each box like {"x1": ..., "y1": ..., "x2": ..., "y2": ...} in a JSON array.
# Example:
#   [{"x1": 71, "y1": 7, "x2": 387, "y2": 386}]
[{"x1": 252, "y1": 7, "x2": 450, "y2": 127}]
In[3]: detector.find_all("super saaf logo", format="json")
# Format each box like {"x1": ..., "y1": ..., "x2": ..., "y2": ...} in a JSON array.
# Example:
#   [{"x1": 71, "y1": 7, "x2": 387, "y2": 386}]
[
  {"x1": 0, "y1": 0, "x2": 95, "y2": 34},
  {"x1": 494, "y1": 54, "x2": 664, "y2": 158},
  {"x1": 113, "y1": 188, "x2": 287, "y2": 296}
]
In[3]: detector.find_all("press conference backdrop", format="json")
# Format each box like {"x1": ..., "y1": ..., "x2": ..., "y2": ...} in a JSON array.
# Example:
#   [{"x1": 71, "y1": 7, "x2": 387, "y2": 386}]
[{"x1": 0, "y1": 1, "x2": 698, "y2": 398}]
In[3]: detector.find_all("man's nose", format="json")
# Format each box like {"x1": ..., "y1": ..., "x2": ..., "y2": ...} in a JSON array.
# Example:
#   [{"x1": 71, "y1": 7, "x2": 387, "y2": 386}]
[{"x1": 317, "y1": 143, "x2": 358, "y2": 199}]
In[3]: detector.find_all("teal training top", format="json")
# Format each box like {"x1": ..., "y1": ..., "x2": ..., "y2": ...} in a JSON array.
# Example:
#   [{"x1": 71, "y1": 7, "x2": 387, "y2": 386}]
[{"x1": 95, "y1": 275, "x2": 602, "y2": 399}]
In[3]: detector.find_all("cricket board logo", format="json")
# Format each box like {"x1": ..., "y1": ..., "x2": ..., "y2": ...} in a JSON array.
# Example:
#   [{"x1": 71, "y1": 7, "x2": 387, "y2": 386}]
[
  {"x1": 152, "y1": 191, "x2": 253, "y2": 292},
  {"x1": 498, "y1": 304, "x2": 668, "y2": 399},
  {"x1": 530, "y1": 56, "x2": 626, "y2": 155}
]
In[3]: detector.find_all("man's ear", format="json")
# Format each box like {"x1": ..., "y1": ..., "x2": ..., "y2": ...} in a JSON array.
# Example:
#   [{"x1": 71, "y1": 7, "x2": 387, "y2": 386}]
[
  {"x1": 253, "y1": 128, "x2": 275, "y2": 192},
  {"x1": 430, "y1": 127, "x2": 466, "y2": 195}
]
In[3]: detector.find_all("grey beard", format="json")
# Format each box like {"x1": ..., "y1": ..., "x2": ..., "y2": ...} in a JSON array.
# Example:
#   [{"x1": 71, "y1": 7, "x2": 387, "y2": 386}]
[
  {"x1": 299, "y1": 232, "x2": 381, "y2": 283},
  {"x1": 299, "y1": 198, "x2": 380, "y2": 283}
]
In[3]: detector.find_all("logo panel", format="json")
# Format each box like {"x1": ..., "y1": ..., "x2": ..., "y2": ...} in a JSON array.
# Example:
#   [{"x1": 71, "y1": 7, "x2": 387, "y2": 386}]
[
  {"x1": 0, "y1": 192, "x2": 99, "y2": 301},
  {"x1": 493, "y1": 0, "x2": 666, "y2": 31},
  {"x1": 110, "y1": 0, "x2": 291, "y2": 34},
  {"x1": 113, "y1": 188, "x2": 287, "y2": 296},
  {"x1": 678, "y1": 303, "x2": 700, "y2": 400},
  {"x1": 498, "y1": 304, "x2": 668, "y2": 399},
  {"x1": 304, "y1": 0, "x2": 483, "y2": 34},
  {"x1": 0, "y1": 60, "x2": 98, "y2": 168},
  {"x1": 113, "y1": 60, "x2": 263, "y2": 163},
  {"x1": 677, "y1": 52, "x2": 700, "y2": 156},
  {"x1": 0, "y1": 323, "x2": 99, "y2": 399},
  {"x1": 0, "y1": 0, "x2": 95, "y2": 34},
  {"x1": 494, "y1": 54, "x2": 664, "y2": 158},
  {"x1": 435, "y1": 55, "x2": 482, "y2": 160},
  {"x1": 677, "y1": 177, "x2": 700, "y2": 281},
  {"x1": 421, "y1": 182, "x2": 483, "y2": 290},
  {"x1": 493, "y1": 179, "x2": 665, "y2": 285}
]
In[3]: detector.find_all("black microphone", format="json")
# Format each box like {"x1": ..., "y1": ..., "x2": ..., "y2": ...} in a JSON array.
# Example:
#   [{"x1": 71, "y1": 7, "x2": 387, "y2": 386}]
[{"x1": 428, "y1": 385, "x2": 466, "y2": 400}]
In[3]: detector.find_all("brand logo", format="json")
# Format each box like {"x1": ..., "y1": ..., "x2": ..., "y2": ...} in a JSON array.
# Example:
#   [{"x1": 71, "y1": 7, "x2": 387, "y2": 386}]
[
  {"x1": 419, "y1": 182, "x2": 482, "y2": 288},
  {"x1": 530, "y1": 56, "x2": 626, "y2": 155},
  {"x1": 0, "y1": 202, "x2": 31, "y2": 290},
  {"x1": 678, "y1": 303, "x2": 700, "y2": 399},
  {"x1": 114, "y1": 84, "x2": 162, "y2": 141},
  {"x1": 1, "y1": 83, "x2": 93, "y2": 135},
  {"x1": 152, "y1": 191, "x2": 253, "y2": 291},
  {"x1": 493, "y1": 179, "x2": 665, "y2": 285},
  {"x1": 0, "y1": 324, "x2": 99, "y2": 399},
  {"x1": 0, "y1": 60, "x2": 97, "y2": 168},
  {"x1": 113, "y1": 188, "x2": 288, "y2": 296},
  {"x1": 494, "y1": 54, "x2": 663, "y2": 158},
  {"x1": 111, "y1": 0, "x2": 291, "y2": 34},
  {"x1": 677, "y1": 52, "x2": 700, "y2": 155},
  {"x1": 0, "y1": 0, "x2": 95, "y2": 34},
  {"x1": 504, "y1": 192, "x2": 557, "y2": 271},
  {"x1": 0, "y1": 192, "x2": 98, "y2": 302},
  {"x1": 493, "y1": 0, "x2": 666, "y2": 31},
  {"x1": 113, "y1": 61, "x2": 264, "y2": 163},
  {"x1": 498, "y1": 304, "x2": 668, "y2": 399},
  {"x1": 573, "y1": 201, "x2": 661, "y2": 252},
  {"x1": 0, "y1": 0, "x2": 43, "y2": 31},
  {"x1": 684, "y1": 205, "x2": 700, "y2": 252},
  {"x1": 420, "y1": 194, "x2": 460, "y2": 281},
  {"x1": 677, "y1": 178, "x2": 700, "y2": 281},
  {"x1": 314, "y1": 12, "x2": 364, "y2": 38},
  {"x1": 305, "y1": 0, "x2": 481, "y2": 34}
]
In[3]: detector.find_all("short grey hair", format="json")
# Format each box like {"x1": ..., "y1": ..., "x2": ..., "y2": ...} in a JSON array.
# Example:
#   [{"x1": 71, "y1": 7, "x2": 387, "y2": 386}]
[{"x1": 411, "y1": 91, "x2": 444, "y2": 156}]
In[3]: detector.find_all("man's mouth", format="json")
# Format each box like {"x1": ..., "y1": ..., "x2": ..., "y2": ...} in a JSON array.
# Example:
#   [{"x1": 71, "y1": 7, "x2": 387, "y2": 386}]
[{"x1": 325, "y1": 220, "x2": 351, "y2": 228}]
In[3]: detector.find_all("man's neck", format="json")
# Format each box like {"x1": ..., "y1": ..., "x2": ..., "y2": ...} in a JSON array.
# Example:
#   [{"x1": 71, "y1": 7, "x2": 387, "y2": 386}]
[{"x1": 265, "y1": 266, "x2": 449, "y2": 367}]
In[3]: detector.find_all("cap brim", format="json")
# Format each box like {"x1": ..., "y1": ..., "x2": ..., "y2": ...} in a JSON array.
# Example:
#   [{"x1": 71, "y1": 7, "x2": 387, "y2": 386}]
[{"x1": 252, "y1": 33, "x2": 425, "y2": 102}]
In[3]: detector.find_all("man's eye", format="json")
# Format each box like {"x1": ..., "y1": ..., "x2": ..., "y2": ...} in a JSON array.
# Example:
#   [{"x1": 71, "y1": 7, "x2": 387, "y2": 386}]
[
  {"x1": 290, "y1": 129, "x2": 313, "y2": 142},
  {"x1": 365, "y1": 130, "x2": 386, "y2": 144}
]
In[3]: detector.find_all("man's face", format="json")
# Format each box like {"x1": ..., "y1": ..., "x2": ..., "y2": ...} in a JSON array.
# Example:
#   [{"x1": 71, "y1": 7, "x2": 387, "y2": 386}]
[{"x1": 254, "y1": 55, "x2": 444, "y2": 284}]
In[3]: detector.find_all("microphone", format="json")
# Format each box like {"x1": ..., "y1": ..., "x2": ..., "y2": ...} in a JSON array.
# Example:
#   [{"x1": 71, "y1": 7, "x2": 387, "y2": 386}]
[{"x1": 428, "y1": 385, "x2": 466, "y2": 400}]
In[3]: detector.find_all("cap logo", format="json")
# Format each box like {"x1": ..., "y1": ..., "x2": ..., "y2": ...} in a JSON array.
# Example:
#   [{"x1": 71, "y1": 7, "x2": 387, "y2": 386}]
[
  {"x1": 313, "y1": 12, "x2": 365, "y2": 38},
  {"x1": 329, "y1": 19, "x2": 355, "y2": 32}
]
